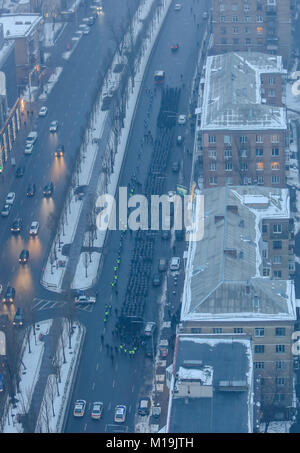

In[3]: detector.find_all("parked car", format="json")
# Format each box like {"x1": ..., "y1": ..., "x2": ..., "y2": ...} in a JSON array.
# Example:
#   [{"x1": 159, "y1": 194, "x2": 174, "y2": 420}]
[
  {"x1": 38, "y1": 106, "x2": 48, "y2": 117},
  {"x1": 6, "y1": 192, "x2": 15, "y2": 205},
  {"x1": 144, "y1": 321, "x2": 156, "y2": 337},
  {"x1": 43, "y1": 182, "x2": 54, "y2": 197},
  {"x1": 2, "y1": 286, "x2": 15, "y2": 303},
  {"x1": 138, "y1": 397, "x2": 151, "y2": 416},
  {"x1": 171, "y1": 43, "x2": 179, "y2": 52},
  {"x1": 152, "y1": 273, "x2": 161, "y2": 287},
  {"x1": 24, "y1": 143, "x2": 34, "y2": 155},
  {"x1": 29, "y1": 221, "x2": 39, "y2": 236},
  {"x1": 74, "y1": 294, "x2": 96, "y2": 304},
  {"x1": 178, "y1": 114, "x2": 186, "y2": 125},
  {"x1": 159, "y1": 339, "x2": 169, "y2": 358},
  {"x1": 13, "y1": 307, "x2": 24, "y2": 327},
  {"x1": 114, "y1": 405, "x2": 127, "y2": 423},
  {"x1": 1, "y1": 204, "x2": 11, "y2": 217},
  {"x1": 16, "y1": 166, "x2": 25, "y2": 177},
  {"x1": 19, "y1": 249, "x2": 29, "y2": 264},
  {"x1": 49, "y1": 120, "x2": 59, "y2": 132},
  {"x1": 158, "y1": 258, "x2": 167, "y2": 272},
  {"x1": 27, "y1": 183, "x2": 36, "y2": 197},
  {"x1": 10, "y1": 218, "x2": 22, "y2": 234},
  {"x1": 26, "y1": 131, "x2": 38, "y2": 145},
  {"x1": 144, "y1": 337, "x2": 154, "y2": 358},
  {"x1": 170, "y1": 257, "x2": 180, "y2": 271},
  {"x1": 73, "y1": 399, "x2": 86, "y2": 417},
  {"x1": 91, "y1": 401, "x2": 103, "y2": 420}
]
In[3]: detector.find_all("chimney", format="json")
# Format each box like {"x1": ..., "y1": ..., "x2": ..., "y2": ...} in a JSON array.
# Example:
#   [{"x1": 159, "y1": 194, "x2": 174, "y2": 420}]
[
  {"x1": 215, "y1": 215, "x2": 224, "y2": 223},
  {"x1": 224, "y1": 248, "x2": 237, "y2": 258},
  {"x1": 227, "y1": 205, "x2": 238, "y2": 214}
]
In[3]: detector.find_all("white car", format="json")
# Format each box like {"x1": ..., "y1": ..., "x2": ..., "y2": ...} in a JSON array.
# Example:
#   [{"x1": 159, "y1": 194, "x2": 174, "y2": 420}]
[
  {"x1": 26, "y1": 131, "x2": 38, "y2": 145},
  {"x1": 114, "y1": 405, "x2": 127, "y2": 423},
  {"x1": 73, "y1": 399, "x2": 86, "y2": 417},
  {"x1": 49, "y1": 121, "x2": 59, "y2": 132},
  {"x1": 39, "y1": 106, "x2": 48, "y2": 117},
  {"x1": 174, "y1": 3, "x2": 182, "y2": 10},
  {"x1": 91, "y1": 401, "x2": 103, "y2": 420},
  {"x1": 24, "y1": 143, "x2": 33, "y2": 155},
  {"x1": 1, "y1": 204, "x2": 11, "y2": 217},
  {"x1": 170, "y1": 257, "x2": 181, "y2": 271},
  {"x1": 178, "y1": 114, "x2": 186, "y2": 125},
  {"x1": 74, "y1": 294, "x2": 96, "y2": 304},
  {"x1": 6, "y1": 192, "x2": 15, "y2": 205},
  {"x1": 29, "y1": 221, "x2": 39, "y2": 236}
]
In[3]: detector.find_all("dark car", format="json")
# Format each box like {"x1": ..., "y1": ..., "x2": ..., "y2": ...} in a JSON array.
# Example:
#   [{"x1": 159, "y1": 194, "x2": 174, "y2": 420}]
[
  {"x1": 158, "y1": 258, "x2": 167, "y2": 272},
  {"x1": 43, "y1": 182, "x2": 54, "y2": 197},
  {"x1": 152, "y1": 273, "x2": 161, "y2": 287},
  {"x1": 144, "y1": 337, "x2": 154, "y2": 358},
  {"x1": 171, "y1": 43, "x2": 179, "y2": 51},
  {"x1": 13, "y1": 308, "x2": 24, "y2": 327},
  {"x1": 2, "y1": 286, "x2": 15, "y2": 303},
  {"x1": 172, "y1": 161, "x2": 180, "y2": 172},
  {"x1": 16, "y1": 166, "x2": 25, "y2": 177},
  {"x1": 87, "y1": 16, "x2": 95, "y2": 25},
  {"x1": 138, "y1": 397, "x2": 151, "y2": 416},
  {"x1": 10, "y1": 218, "x2": 22, "y2": 234},
  {"x1": 55, "y1": 144, "x2": 64, "y2": 157},
  {"x1": 19, "y1": 249, "x2": 29, "y2": 264},
  {"x1": 27, "y1": 183, "x2": 36, "y2": 197}
]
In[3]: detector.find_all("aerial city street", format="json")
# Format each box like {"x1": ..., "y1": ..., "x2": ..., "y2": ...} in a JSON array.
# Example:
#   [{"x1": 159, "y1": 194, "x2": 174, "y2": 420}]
[{"x1": 0, "y1": 0, "x2": 300, "y2": 436}]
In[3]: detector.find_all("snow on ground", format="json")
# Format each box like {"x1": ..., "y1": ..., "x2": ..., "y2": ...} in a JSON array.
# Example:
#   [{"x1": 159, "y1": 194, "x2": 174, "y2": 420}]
[
  {"x1": 22, "y1": 85, "x2": 39, "y2": 103},
  {"x1": 3, "y1": 320, "x2": 53, "y2": 433},
  {"x1": 35, "y1": 321, "x2": 85, "y2": 433},
  {"x1": 286, "y1": 81, "x2": 300, "y2": 114},
  {"x1": 71, "y1": 252, "x2": 100, "y2": 290},
  {"x1": 39, "y1": 67, "x2": 63, "y2": 100},
  {"x1": 43, "y1": 22, "x2": 65, "y2": 48},
  {"x1": 259, "y1": 421, "x2": 292, "y2": 433}
]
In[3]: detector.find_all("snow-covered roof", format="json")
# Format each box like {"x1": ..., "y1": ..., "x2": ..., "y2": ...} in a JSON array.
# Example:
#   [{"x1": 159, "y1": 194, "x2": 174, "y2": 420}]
[
  {"x1": 0, "y1": 14, "x2": 42, "y2": 39},
  {"x1": 201, "y1": 52, "x2": 287, "y2": 131},
  {"x1": 178, "y1": 365, "x2": 213, "y2": 385},
  {"x1": 181, "y1": 186, "x2": 296, "y2": 323}
]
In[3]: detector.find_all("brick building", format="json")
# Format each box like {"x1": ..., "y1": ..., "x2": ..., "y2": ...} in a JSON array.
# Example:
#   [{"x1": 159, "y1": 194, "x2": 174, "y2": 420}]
[
  {"x1": 198, "y1": 52, "x2": 288, "y2": 188},
  {"x1": 180, "y1": 186, "x2": 296, "y2": 418},
  {"x1": 211, "y1": 0, "x2": 292, "y2": 66}
]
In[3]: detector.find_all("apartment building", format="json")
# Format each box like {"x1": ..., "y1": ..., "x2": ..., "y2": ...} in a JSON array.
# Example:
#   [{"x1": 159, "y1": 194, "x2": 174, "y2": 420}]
[
  {"x1": 211, "y1": 0, "x2": 292, "y2": 66},
  {"x1": 198, "y1": 52, "x2": 288, "y2": 188},
  {"x1": 180, "y1": 186, "x2": 296, "y2": 418}
]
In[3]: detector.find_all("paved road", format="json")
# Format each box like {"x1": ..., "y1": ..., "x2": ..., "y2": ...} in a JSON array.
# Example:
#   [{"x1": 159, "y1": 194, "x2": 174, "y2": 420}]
[
  {"x1": 64, "y1": 0, "x2": 209, "y2": 433},
  {"x1": 0, "y1": 0, "x2": 138, "y2": 318}
]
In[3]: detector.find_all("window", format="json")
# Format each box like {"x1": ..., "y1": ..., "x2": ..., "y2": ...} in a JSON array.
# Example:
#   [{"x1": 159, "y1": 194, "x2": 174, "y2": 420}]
[
  {"x1": 256, "y1": 161, "x2": 264, "y2": 171},
  {"x1": 272, "y1": 175, "x2": 280, "y2": 184},
  {"x1": 224, "y1": 149, "x2": 232, "y2": 158},
  {"x1": 271, "y1": 134, "x2": 279, "y2": 143},
  {"x1": 191, "y1": 328, "x2": 202, "y2": 334},
  {"x1": 209, "y1": 149, "x2": 216, "y2": 158},
  {"x1": 262, "y1": 224, "x2": 268, "y2": 234},
  {"x1": 276, "y1": 328, "x2": 286, "y2": 337},
  {"x1": 272, "y1": 148, "x2": 279, "y2": 156},
  {"x1": 220, "y1": 4, "x2": 225, "y2": 12},
  {"x1": 272, "y1": 161, "x2": 280, "y2": 170},
  {"x1": 233, "y1": 38, "x2": 239, "y2": 44},
  {"x1": 226, "y1": 176, "x2": 233, "y2": 185},
  {"x1": 232, "y1": 15, "x2": 238, "y2": 22},
  {"x1": 256, "y1": 148, "x2": 264, "y2": 156},
  {"x1": 268, "y1": 89, "x2": 275, "y2": 97},
  {"x1": 276, "y1": 344, "x2": 285, "y2": 353},
  {"x1": 240, "y1": 135, "x2": 248, "y2": 143},
  {"x1": 257, "y1": 25, "x2": 263, "y2": 34},
  {"x1": 245, "y1": 38, "x2": 251, "y2": 45},
  {"x1": 275, "y1": 361, "x2": 284, "y2": 369},
  {"x1": 240, "y1": 149, "x2": 248, "y2": 158},
  {"x1": 244, "y1": 5, "x2": 250, "y2": 12},
  {"x1": 255, "y1": 328, "x2": 264, "y2": 337},
  {"x1": 221, "y1": 38, "x2": 227, "y2": 44},
  {"x1": 225, "y1": 162, "x2": 232, "y2": 171},
  {"x1": 273, "y1": 240, "x2": 282, "y2": 250},
  {"x1": 209, "y1": 176, "x2": 217, "y2": 185},
  {"x1": 245, "y1": 27, "x2": 250, "y2": 34},
  {"x1": 221, "y1": 15, "x2": 226, "y2": 22},
  {"x1": 254, "y1": 362, "x2": 264, "y2": 369},
  {"x1": 269, "y1": 77, "x2": 276, "y2": 85},
  {"x1": 274, "y1": 270, "x2": 282, "y2": 278},
  {"x1": 233, "y1": 26, "x2": 239, "y2": 33},
  {"x1": 258, "y1": 176, "x2": 264, "y2": 185},
  {"x1": 263, "y1": 268, "x2": 270, "y2": 276},
  {"x1": 234, "y1": 328, "x2": 243, "y2": 333},
  {"x1": 221, "y1": 26, "x2": 227, "y2": 34},
  {"x1": 276, "y1": 377, "x2": 285, "y2": 386},
  {"x1": 245, "y1": 15, "x2": 250, "y2": 22},
  {"x1": 213, "y1": 328, "x2": 222, "y2": 334},
  {"x1": 255, "y1": 345, "x2": 265, "y2": 354},
  {"x1": 273, "y1": 256, "x2": 282, "y2": 264},
  {"x1": 256, "y1": 15, "x2": 263, "y2": 22},
  {"x1": 232, "y1": 4, "x2": 238, "y2": 11},
  {"x1": 241, "y1": 162, "x2": 248, "y2": 171},
  {"x1": 256, "y1": 135, "x2": 264, "y2": 143},
  {"x1": 224, "y1": 135, "x2": 232, "y2": 145},
  {"x1": 275, "y1": 394, "x2": 285, "y2": 402},
  {"x1": 289, "y1": 261, "x2": 295, "y2": 272},
  {"x1": 210, "y1": 161, "x2": 216, "y2": 171},
  {"x1": 208, "y1": 135, "x2": 216, "y2": 143},
  {"x1": 273, "y1": 224, "x2": 282, "y2": 233},
  {"x1": 262, "y1": 249, "x2": 267, "y2": 258}
]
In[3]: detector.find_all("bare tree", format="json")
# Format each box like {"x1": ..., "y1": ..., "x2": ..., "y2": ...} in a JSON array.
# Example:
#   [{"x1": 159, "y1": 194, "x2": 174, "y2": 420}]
[
  {"x1": 47, "y1": 375, "x2": 57, "y2": 417},
  {"x1": 83, "y1": 252, "x2": 89, "y2": 278}
]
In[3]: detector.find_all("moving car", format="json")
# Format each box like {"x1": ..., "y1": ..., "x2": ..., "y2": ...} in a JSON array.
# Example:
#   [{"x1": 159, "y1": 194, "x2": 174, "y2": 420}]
[
  {"x1": 114, "y1": 405, "x2": 127, "y2": 423},
  {"x1": 74, "y1": 294, "x2": 96, "y2": 304},
  {"x1": 55, "y1": 144, "x2": 64, "y2": 157},
  {"x1": 16, "y1": 166, "x2": 25, "y2": 177},
  {"x1": 6, "y1": 192, "x2": 15, "y2": 205},
  {"x1": 73, "y1": 399, "x2": 86, "y2": 417},
  {"x1": 152, "y1": 273, "x2": 161, "y2": 287},
  {"x1": 138, "y1": 397, "x2": 151, "y2": 416},
  {"x1": 2, "y1": 286, "x2": 15, "y2": 303},
  {"x1": 26, "y1": 131, "x2": 38, "y2": 145},
  {"x1": 154, "y1": 70, "x2": 165, "y2": 85},
  {"x1": 172, "y1": 161, "x2": 180, "y2": 172},
  {"x1": 87, "y1": 16, "x2": 95, "y2": 25},
  {"x1": 38, "y1": 106, "x2": 48, "y2": 117},
  {"x1": 10, "y1": 218, "x2": 22, "y2": 234},
  {"x1": 171, "y1": 43, "x2": 179, "y2": 52},
  {"x1": 13, "y1": 307, "x2": 24, "y2": 327},
  {"x1": 174, "y1": 3, "x2": 182, "y2": 10},
  {"x1": 19, "y1": 249, "x2": 29, "y2": 264},
  {"x1": 24, "y1": 143, "x2": 34, "y2": 155},
  {"x1": 144, "y1": 321, "x2": 156, "y2": 337},
  {"x1": 176, "y1": 135, "x2": 184, "y2": 145},
  {"x1": 43, "y1": 182, "x2": 54, "y2": 197},
  {"x1": 49, "y1": 120, "x2": 59, "y2": 132},
  {"x1": 144, "y1": 337, "x2": 154, "y2": 358},
  {"x1": 91, "y1": 401, "x2": 103, "y2": 420},
  {"x1": 29, "y1": 221, "x2": 39, "y2": 236},
  {"x1": 170, "y1": 257, "x2": 180, "y2": 271},
  {"x1": 178, "y1": 114, "x2": 187, "y2": 125},
  {"x1": 158, "y1": 258, "x2": 167, "y2": 272},
  {"x1": 1, "y1": 204, "x2": 11, "y2": 217},
  {"x1": 27, "y1": 183, "x2": 36, "y2": 197}
]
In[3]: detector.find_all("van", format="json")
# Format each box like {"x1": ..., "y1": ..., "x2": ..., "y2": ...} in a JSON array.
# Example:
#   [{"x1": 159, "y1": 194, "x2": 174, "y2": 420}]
[{"x1": 26, "y1": 131, "x2": 38, "y2": 145}]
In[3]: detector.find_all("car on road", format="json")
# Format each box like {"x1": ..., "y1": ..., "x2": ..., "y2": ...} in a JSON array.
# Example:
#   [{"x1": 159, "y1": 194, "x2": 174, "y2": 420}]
[
  {"x1": 114, "y1": 405, "x2": 127, "y2": 423},
  {"x1": 74, "y1": 294, "x2": 96, "y2": 304},
  {"x1": 138, "y1": 397, "x2": 151, "y2": 416},
  {"x1": 2, "y1": 286, "x2": 15, "y2": 303},
  {"x1": 158, "y1": 258, "x2": 167, "y2": 272},
  {"x1": 0, "y1": 373, "x2": 3, "y2": 392},
  {"x1": 19, "y1": 249, "x2": 29, "y2": 264},
  {"x1": 0, "y1": 284, "x2": 2, "y2": 296},
  {"x1": 38, "y1": 106, "x2": 48, "y2": 117},
  {"x1": 49, "y1": 120, "x2": 59, "y2": 132},
  {"x1": 27, "y1": 183, "x2": 36, "y2": 197},
  {"x1": 174, "y1": 3, "x2": 182, "y2": 10},
  {"x1": 55, "y1": 144, "x2": 64, "y2": 157},
  {"x1": 87, "y1": 16, "x2": 95, "y2": 25},
  {"x1": 176, "y1": 135, "x2": 184, "y2": 145},
  {"x1": 82, "y1": 26, "x2": 90, "y2": 34},
  {"x1": 10, "y1": 218, "x2": 22, "y2": 234},
  {"x1": 13, "y1": 307, "x2": 24, "y2": 327},
  {"x1": 144, "y1": 321, "x2": 156, "y2": 337},
  {"x1": 1, "y1": 204, "x2": 11, "y2": 217},
  {"x1": 26, "y1": 131, "x2": 38, "y2": 145},
  {"x1": 15, "y1": 166, "x2": 25, "y2": 177},
  {"x1": 73, "y1": 399, "x2": 86, "y2": 417},
  {"x1": 24, "y1": 143, "x2": 34, "y2": 155},
  {"x1": 171, "y1": 43, "x2": 179, "y2": 52},
  {"x1": 144, "y1": 337, "x2": 154, "y2": 358},
  {"x1": 152, "y1": 273, "x2": 161, "y2": 287},
  {"x1": 178, "y1": 114, "x2": 187, "y2": 125},
  {"x1": 91, "y1": 401, "x2": 103, "y2": 420},
  {"x1": 159, "y1": 339, "x2": 169, "y2": 358},
  {"x1": 172, "y1": 161, "x2": 180, "y2": 172},
  {"x1": 6, "y1": 192, "x2": 15, "y2": 205},
  {"x1": 170, "y1": 256, "x2": 180, "y2": 271},
  {"x1": 29, "y1": 221, "x2": 39, "y2": 236},
  {"x1": 43, "y1": 182, "x2": 54, "y2": 197}
]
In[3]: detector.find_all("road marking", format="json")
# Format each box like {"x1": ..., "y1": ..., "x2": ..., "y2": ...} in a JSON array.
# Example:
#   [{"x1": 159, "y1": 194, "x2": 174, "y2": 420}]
[
  {"x1": 96, "y1": 362, "x2": 99, "y2": 370},
  {"x1": 108, "y1": 401, "x2": 111, "y2": 410},
  {"x1": 84, "y1": 423, "x2": 87, "y2": 431},
  {"x1": 115, "y1": 362, "x2": 118, "y2": 371},
  {"x1": 131, "y1": 385, "x2": 135, "y2": 393},
  {"x1": 92, "y1": 382, "x2": 95, "y2": 390},
  {"x1": 38, "y1": 300, "x2": 54, "y2": 310},
  {"x1": 99, "y1": 344, "x2": 102, "y2": 352},
  {"x1": 129, "y1": 405, "x2": 132, "y2": 414},
  {"x1": 112, "y1": 379, "x2": 115, "y2": 388}
]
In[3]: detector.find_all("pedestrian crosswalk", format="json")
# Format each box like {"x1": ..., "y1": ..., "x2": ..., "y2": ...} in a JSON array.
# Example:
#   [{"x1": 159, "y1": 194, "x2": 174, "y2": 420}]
[{"x1": 32, "y1": 298, "x2": 95, "y2": 312}]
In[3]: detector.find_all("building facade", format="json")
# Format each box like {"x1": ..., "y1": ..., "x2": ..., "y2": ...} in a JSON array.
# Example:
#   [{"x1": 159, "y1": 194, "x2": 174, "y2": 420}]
[{"x1": 211, "y1": 0, "x2": 292, "y2": 66}]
